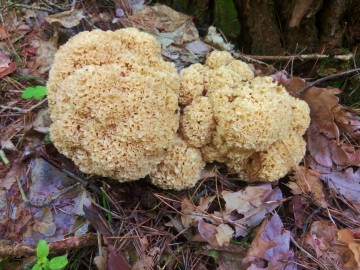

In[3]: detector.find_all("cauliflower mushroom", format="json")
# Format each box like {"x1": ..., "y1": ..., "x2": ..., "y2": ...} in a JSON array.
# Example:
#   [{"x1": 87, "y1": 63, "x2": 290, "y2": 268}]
[
  {"x1": 179, "y1": 51, "x2": 310, "y2": 182},
  {"x1": 150, "y1": 137, "x2": 205, "y2": 190},
  {"x1": 48, "y1": 28, "x2": 180, "y2": 181}
]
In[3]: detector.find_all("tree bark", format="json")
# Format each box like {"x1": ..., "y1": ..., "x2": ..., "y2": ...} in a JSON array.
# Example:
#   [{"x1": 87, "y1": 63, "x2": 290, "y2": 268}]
[{"x1": 158, "y1": 0, "x2": 360, "y2": 56}]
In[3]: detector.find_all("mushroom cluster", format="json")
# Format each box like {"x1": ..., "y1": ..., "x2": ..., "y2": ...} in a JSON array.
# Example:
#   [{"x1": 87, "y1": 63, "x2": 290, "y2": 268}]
[
  {"x1": 48, "y1": 28, "x2": 180, "y2": 181},
  {"x1": 47, "y1": 28, "x2": 310, "y2": 190},
  {"x1": 179, "y1": 50, "x2": 310, "y2": 182}
]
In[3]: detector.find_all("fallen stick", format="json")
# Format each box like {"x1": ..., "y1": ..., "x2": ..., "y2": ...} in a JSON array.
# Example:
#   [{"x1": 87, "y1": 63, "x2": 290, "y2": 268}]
[
  {"x1": 297, "y1": 67, "x2": 360, "y2": 94},
  {"x1": 239, "y1": 53, "x2": 354, "y2": 62},
  {"x1": 0, "y1": 233, "x2": 98, "y2": 257}
]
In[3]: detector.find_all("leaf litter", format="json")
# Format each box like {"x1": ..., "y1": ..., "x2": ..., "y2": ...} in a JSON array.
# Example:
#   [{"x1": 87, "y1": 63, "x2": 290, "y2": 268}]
[{"x1": 0, "y1": 1, "x2": 360, "y2": 269}]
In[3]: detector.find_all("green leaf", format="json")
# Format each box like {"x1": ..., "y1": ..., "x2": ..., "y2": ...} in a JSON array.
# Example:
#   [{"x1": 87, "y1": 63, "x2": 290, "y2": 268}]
[
  {"x1": 31, "y1": 263, "x2": 43, "y2": 270},
  {"x1": 208, "y1": 249, "x2": 219, "y2": 260},
  {"x1": 49, "y1": 256, "x2": 68, "y2": 270},
  {"x1": 22, "y1": 86, "x2": 47, "y2": 100},
  {"x1": 36, "y1": 240, "x2": 49, "y2": 258}
]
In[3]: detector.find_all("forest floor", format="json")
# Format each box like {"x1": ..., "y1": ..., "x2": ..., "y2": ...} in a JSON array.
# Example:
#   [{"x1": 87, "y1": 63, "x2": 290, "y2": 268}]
[{"x1": 0, "y1": 1, "x2": 360, "y2": 270}]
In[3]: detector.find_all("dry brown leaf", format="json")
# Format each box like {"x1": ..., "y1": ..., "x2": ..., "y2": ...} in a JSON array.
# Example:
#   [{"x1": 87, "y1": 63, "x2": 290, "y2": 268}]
[
  {"x1": 220, "y1": 184, "x2": 283, "y2": 237},
  {"x1": 288, "y1": 166, "x2": 328, "y2": 207},
  {"x1": 132, "y1": 247, "x2": 160, "y2": 270},
  {"x1": 108, "y1": 247, "x2": 131, "y2": 270},
  {"x1": 185, "y1": 40, "x2": 211, "y2": 55},
  {"x1": 243, "y1": 214, "x2": 296, "y2": 270},
  {"x1": 0, "y1": 62, "x2": 17, "y2": 78},
  {"x1": 338, "y1": 229, "x2": 355, "y2": 244},
  {"x1": 320, "y1": 168, "x2": 360, "y2": 212},
  {"x1": 0, "y1": 157, "x2": 91, "y2": 244},
  {"x1": 348, "y1": 243, "x2": 360, "y2": 267},
  {"x1": 32, "y1": 208, "x2": 57, "y2": 237},
  {"x1": 0, "y1": 49, "x2": 11, "y2": 68},
  {"x1": 30, "y1": 38, "x2": 58, "y2": 74},
  {"x1": 0, "y1": 24, "x2": 9, "y2": 39},
  {"x1": 303, "y1": 221, "x2": 359, "y2": 269},
  {"x1": 93, "y1": 247, "x2": 108, "y2": 270},
  {"x1": 304, "y1": 220, "x2": 337, "y2": 257},
  {"x1": 123, "y1": 4, "x2": 199, "y2": 46},
  {"x1": 0, "y1": 139, "x2": 17, "y2": 151},
  {"x1": 197, "y1": 220, "x2": 234, "y2": 247},
  {"x1": 306, "y1": 121, "x2": 357, "y2": 168},
  {"x1": 271, "y1": 72, "x2": 305, "y2": 97},
  {"x1": 45, "y1": 9, "x2": 85, "y2": 28},
  {"x1": 290, "y1": 195, "x2": 308, "y2": 229},
  {"x1": 181, "y1": 196, "x2": 215, "y2": 228},
  {"x1": 333, "y1": 105, "x2": 360, "y2": 140}
]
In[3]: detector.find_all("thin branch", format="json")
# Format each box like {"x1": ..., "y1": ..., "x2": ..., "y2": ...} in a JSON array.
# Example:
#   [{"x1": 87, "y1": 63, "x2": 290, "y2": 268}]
[
  {"x1": 16, "y1": 177, "x2": 80, "y2": 208},
  {"x1": 297, "y1": 67, "x2": 360, "y2": 95},
  {"x1": 241, "y1": 53, "x2": 354, "y2": 62},
  {"x1": 0, "y1": 233, "x2": 98, "y2": 257}
]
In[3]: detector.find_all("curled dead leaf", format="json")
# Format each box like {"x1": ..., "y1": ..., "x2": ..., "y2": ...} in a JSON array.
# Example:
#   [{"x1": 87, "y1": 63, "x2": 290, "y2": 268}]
[
  {"x1": 123, "y1": 4, "x2": 199, "y2": 46},
  {"x1": 45, "y1": 9, "x2": 85, "y2": 28},
  {"x1": 320, "y1": 167, "x2": 360, "y2": 212},
  {"x1": 288, "y1": 166, "x2": 328, "y2": 208},
  {"x1": 243, "y1": 214, "x2": 296, "y2": 270},
  {"x1": 197, "y1": 219, "x2": 234, "y2": 247},
  {"x1": 221, "y1": 184, "x2": 283, "y2": 237}
]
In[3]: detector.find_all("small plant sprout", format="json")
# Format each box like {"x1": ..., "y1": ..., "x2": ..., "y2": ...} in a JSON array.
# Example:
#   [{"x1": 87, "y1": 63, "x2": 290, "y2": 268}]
[
  {"x1": 32, "y1": 240, "x2": 68, "y2": 270},
  {"x1": 22, "y1": 86, "x2": 48, "y2": 100}
]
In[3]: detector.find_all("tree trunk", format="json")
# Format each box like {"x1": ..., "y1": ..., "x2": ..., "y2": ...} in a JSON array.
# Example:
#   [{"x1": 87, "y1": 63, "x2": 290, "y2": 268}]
[{"x1": 157, "y1": 0, "x2": 360, "y2": 56}]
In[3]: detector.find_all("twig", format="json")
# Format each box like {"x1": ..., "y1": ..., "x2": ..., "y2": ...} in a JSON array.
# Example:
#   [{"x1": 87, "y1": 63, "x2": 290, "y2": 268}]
[
  {"x1": 7, "y1": 2, "x2": 53, "y2": 12},
  {"x1": 0, "y1": 233, "x2": 98, "y2": 257},
  {"x1": 42, "y1": 0, "x2": 63, "y2": 10},
  {"x1": 290, "y1": 236, "x2": 330, "y2": 270},
  {"x1": 40, "y1": 154, "x2": 102, "y2": 195},
  {"x1": 297, "y1": 67, "x2": 360, "y2": 95},
  {"x1": 0, "y1": 149, "x2": 10, "y2": 166},
  {"x1": 0, "y1": 98, "x2": 47, "y2": 113},
  {"x1": 71, "y1": 0, "x2": 77, "y2": 11},
  {"x1": 16, "y1": 177, "x2": 80, "y2": 208},
  {"x1": 241, "y1": 53, "x2": 354, "y2": 62}
]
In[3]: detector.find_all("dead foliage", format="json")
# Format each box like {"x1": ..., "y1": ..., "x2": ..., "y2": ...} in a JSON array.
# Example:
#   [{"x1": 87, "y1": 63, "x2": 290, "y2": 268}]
[{"x1": 0, "y1": 1, "x2": 359, "y2": 269}]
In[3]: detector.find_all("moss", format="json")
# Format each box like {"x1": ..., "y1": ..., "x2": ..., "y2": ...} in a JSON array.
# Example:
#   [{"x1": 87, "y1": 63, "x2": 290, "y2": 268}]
[{"x1": 214, "y1": 0, "x2": 241, "y2": 41}]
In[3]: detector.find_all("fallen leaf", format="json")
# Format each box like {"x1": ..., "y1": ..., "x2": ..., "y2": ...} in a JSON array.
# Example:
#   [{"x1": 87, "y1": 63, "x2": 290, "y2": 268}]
[
  {"x1": 45, "y1": 9, "x2": 85, "y2": 28},
  {"x1": 181, "y1": 196, "x2": 216, "y2": 228},
  {"x1": 186, "y1": 40, "x2": 211, "y2": 55},
  {"x1": 123, "y1": 4, "x2": 199, "y2": 46},
  {"x1": 83, "y1": 204, "x2": 112, "y2": 238},
  {"x1": 0, "y1": 62, "x2": 17, "y2": 78},
  {"x1": 0, "y1": 49, "x2": 11, "y2": 68},
  {"x1": 303, "y1": 221, "x2": 358, "y2": 269},
  {"x1": 1, "y1": 139, "x2": 17, "y2": 151},
  {"x1": 304, "y1": 220, "x2": 337, "y2": 257},
  {"x1": 132, "y1": 247, "x2": 160, "y2": 269},
  {"x1": 220, "y1": 184, "x2": 283, "y2": 237},
  {"x1": 243, "y1": 214, "x2": 296, "y2": 270},
  {"x1": 198, "y1": 220, "x2": 234, "y2": 246},
  {"x1": 0, "y1": 163, "x2": 21, "y2": 238},
  {"x1": 29, "y1": 38, "x2": 58, "y2": 74},
  {"x1": 108, "y1": 247, "x2": 131, "y2": 270},
  {"x1": 94, "y1": 247, "x2": 108, "y2": 270},
  {"x1": 205, "y1": 26, "x2": 234, "y2": 51},
  {"x1": 271, "y1": 72, "x2": 305, "y2": 97},
  {"x1": 338, "y1": 229, "x2": 355, "y2": 244},
  {"x1": 32, "y1": 208, "x2": 57, "y2": 237},
  {"x1": 289, "y1": 195, "x2": 308, "y2": 229},
  {"x1": 348, "y1": 243, "x2": 360, "y2": 267},
  {"x1": 333, "y1": 105, "x2": 360, "y2": 140},
  {"x1": 288, "y1": 167, "x2": 328, "y2": 207},
  {"x1": 0, "y1": 24, "x2": 9, "y2": 39},
  {"x1": 306, "y1": 122, "x2": 355, "y2": 167},
  {"x1": 320, "y1": 167, "x2": 360, "y2": 212}
]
